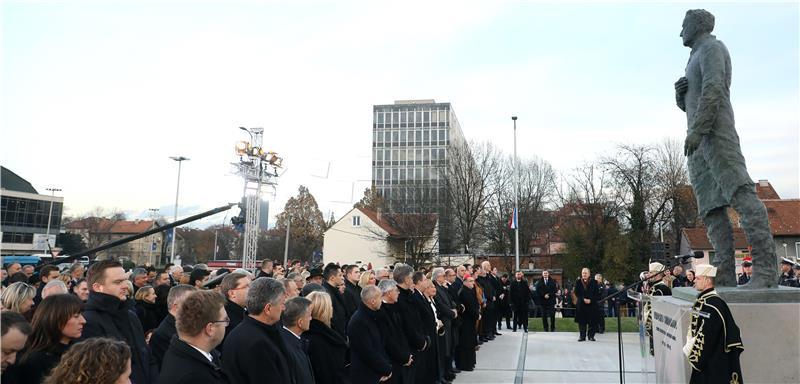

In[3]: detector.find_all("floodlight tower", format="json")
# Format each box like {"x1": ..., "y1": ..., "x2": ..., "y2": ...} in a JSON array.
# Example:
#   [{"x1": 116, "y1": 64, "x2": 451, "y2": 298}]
[{"x1": 233, "y1": 127, "x2": 282, "y2": 272}]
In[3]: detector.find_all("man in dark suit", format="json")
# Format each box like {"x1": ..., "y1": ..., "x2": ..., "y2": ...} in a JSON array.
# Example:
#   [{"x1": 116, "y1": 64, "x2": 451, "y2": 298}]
[
  {"x1": 573, "y1": 268, "x2": 601, "y2": 342},
  {"x1": 222, "y1": 277, "x2": 291, "y2": 384},
  {"x1": 535, "y1": 270, "x2": 558, "y2": 332},
  {"x1": 280, "y1": 296, "x2": 315, "y2": 384},
  {"x1": 322, "y1": 263, "x2": 351, "y2": 338},
  {"x1": 432, "y1": 268, "x2": 458, "y2": 382},
  {"x1": 343, "y1": 265, "x2": 362, "y2": 316},
  {"x1": 151, "y1": 284, "x2": 197, "y2": 370},
  {"x1": 413, "y1": 279, "x2": 441, "y2": 384},
  {"x1": 393, "y1": 264, "x2": 429, "y2": 384},
  {"x1": 159, "y1": 290, "x2": 228, "y2": 383},
  {"x1": 475, "y1": 261, "x2": 498, "y2": 341},
  {"x1": 377, "y1": 279, "x2": 414, "y2": 384},
  {"x1": 348, "y1": 286, "x2": 393, "y2": 384},
  {"x1": 217, "y1": 272, "x2": 250, "y2": 353},
  {"x1": 509, "y1": 271, "x2": 531, "y2": 332}
]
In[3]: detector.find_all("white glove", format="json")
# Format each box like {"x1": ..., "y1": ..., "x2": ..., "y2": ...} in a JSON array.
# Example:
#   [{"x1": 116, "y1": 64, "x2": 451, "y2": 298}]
[{"x1": 682, "y1": 336, "x2": 696, "y2": 358}]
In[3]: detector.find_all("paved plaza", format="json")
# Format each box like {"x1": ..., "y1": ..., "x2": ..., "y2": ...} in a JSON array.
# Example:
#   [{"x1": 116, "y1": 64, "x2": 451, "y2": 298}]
[{"x1": 454, "y1": 331, "x2": 656, "y2": 384}]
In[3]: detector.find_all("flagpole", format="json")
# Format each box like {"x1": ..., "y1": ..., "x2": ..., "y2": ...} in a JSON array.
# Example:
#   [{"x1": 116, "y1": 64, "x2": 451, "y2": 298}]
[{"x1": 512, "y1": 116, "x2": 520, "y2": 272}]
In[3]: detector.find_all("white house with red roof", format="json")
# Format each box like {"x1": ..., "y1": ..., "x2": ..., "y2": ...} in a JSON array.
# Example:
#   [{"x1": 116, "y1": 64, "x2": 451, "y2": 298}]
[{"x1": 322, "y1": 207, "x2": 438, "y2": 268}]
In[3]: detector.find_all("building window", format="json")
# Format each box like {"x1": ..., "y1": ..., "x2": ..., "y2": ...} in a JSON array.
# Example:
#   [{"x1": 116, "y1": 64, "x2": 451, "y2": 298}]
[{"x1": 352, "y1": 216, "x2": 361, "y2": 227}]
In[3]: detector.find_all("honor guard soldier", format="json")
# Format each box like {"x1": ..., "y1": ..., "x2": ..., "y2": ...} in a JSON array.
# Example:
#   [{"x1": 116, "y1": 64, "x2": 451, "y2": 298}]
[
  {"x1": 778, "y1": 258, "x2": 799, "y2": 288},
  {"x1": 644, "y1": 262, "x2": 672, "y2": 355},
  {"x1": 737, "y1": 258, "x2": 752, "y2": 285},
  {"x1": 683, "y1": 264, "x2": 744, "y2": 384}
]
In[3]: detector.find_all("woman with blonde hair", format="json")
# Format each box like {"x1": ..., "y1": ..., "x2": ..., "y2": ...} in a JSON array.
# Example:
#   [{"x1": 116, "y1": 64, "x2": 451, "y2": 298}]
[
  {"x1": 1, "y1": 281, "x2": 36, "y2": 315},
  {"x1": 357, "y1": 270, "x2": 376, "y2": 289},
  {"x1": 303, "y1": 291, "x2": 349, "y2": 384},
  {"x1": 43, "y1": 337, "x2": 131, "y2": 384},
  {"x1": 133, "y1": 285, "x2": 160, "y2": 333}
]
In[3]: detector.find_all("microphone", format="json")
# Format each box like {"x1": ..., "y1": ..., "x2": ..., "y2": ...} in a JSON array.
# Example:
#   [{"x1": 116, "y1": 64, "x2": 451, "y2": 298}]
[{"x1": 673, "y1": 251, "x2": 704, "y2": 259}]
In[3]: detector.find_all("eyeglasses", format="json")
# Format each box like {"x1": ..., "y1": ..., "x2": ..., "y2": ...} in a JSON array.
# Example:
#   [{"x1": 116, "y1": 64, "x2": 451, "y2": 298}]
[{"x1": 210, "y1": 318, "x2": 230, "y2": 326}]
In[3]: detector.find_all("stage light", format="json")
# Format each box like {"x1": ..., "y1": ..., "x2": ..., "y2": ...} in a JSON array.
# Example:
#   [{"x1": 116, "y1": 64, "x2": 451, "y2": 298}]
[{"x1": 235, "y1": 141, "x2": 249, "y2": 155}]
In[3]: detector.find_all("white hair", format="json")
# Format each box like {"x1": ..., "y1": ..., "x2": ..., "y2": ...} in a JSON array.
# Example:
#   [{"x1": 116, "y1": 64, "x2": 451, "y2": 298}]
[{"x1": 42, "y1": 280, "x2": 68, "y2": 299}]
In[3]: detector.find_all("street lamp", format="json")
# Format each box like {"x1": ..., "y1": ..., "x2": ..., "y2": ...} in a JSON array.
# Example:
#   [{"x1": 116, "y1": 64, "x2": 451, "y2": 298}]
[
  {"x1": 170, "y1": 156, "x2": 189, "y2": 264},
  {"x1": 45, "y1": 187, "x2": 61, "y2": 254},
  {"x1": 148, "y1": 208, "x2": 159, "y2": 266},
  {"x1": 511, "y1": 116, "x2": 520, "y2": 272}
]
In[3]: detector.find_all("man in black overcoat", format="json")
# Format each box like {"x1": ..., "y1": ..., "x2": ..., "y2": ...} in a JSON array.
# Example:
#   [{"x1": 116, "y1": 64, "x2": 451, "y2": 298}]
[
  {"x1": 377, "y1": 279, "x2": 414, "y2": 384},
  {"x1": 392, "y1": 264, "x2": 429, "y2": 384},
  {"x1": 475, "y1": 262, "x2": 497, "y2": 340},
  {"x1": 412, "y1": 279, "x2": 440, "y2": 384},
  {"x1": 343, "y1": 265, "x2": 362, "y2": 317},
  {"x1": 456, "y1": 274, "x2": 480, "y2": 372},
  {"x1": 280, "y1": 296, "x2": 315, "y2": 384},
  {"x1": 509, "y1": 271, "x2": 531, "y2": 332},
  {"x1": 222, "y1": 277, "x2": 292, "y2": 384},
  {"x1": 159, "y1": 290, "x2": 228, "y2": 384},
  {"x1": 573, "y1": 268, "x2": 601, "y2": 342},
  {"x1": 151, "y1": 284, "x2": 197, "y2": 369},
  {"x1": 535, "y1": 269, "x2": 558, "y2": 332},
  {"x1": 322, "y1": 263, "x2": 351, "y2": 338},
  {"x1": 433, "y1": 268, "x2": 458, "y2": 382},
  {"x1": 348, "y1": 286, "x2": 393, "y2": 384}
]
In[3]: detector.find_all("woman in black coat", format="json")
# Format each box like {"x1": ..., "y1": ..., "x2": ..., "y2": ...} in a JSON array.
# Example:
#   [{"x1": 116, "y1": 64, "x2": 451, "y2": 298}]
[
  {"x1": 134, "y1": 285, "x2": 161, "y2": 333},
  {"x1": 304, "y1": 291, "x2": 351, "y2": 384},
  {"x1": 456, "y1": 275, "x2": 480, "y2": 371},
  {"x1": 573, "y1": 268, "x2": 601, "y2": 341},
  {"x1": 17, "y1": 294, "x2": 85, "y2": 384}
]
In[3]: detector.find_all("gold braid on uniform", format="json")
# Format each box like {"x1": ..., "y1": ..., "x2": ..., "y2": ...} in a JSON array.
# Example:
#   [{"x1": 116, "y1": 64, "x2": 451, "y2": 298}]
[{"x1": 687, "y1": 291, "x2": 708, "y2": 371}]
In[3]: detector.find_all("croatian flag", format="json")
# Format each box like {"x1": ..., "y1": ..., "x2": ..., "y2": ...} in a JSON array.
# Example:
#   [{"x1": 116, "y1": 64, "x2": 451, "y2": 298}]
[{"x1": 508, "y1": 208, "x2": 518, "y2": 229}]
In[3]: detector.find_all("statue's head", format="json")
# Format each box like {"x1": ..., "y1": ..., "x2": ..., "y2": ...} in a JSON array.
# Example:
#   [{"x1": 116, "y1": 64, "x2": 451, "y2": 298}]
[{"x1": 681, "y1": 9, "x2": 715, "y2": 47}]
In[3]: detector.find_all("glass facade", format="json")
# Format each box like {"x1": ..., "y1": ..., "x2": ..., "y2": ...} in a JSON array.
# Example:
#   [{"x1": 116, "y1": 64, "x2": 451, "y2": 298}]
[
  {"x1": 1, "y1": 195, "x2": 63, "y2": 243},
  {"x1": 371, "y1": 101, "x2": 465, "y2": 214}
]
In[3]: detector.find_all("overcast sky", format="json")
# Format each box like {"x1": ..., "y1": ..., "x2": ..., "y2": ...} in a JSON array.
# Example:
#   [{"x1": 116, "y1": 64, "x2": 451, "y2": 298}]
[{"x1": 2, "y1": 1, "x2": 798, "y2": 228}]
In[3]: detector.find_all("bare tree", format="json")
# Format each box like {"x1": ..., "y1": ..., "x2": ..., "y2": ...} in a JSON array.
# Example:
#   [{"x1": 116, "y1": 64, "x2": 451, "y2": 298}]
[{"x1": 445, "y1": 141, "x2": 504, "y2": 253}]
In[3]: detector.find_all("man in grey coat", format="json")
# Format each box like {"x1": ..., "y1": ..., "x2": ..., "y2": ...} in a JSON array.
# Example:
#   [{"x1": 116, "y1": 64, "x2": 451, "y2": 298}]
[{"x1": 675, "y1": 9, "x2": 777, "y2": 288}]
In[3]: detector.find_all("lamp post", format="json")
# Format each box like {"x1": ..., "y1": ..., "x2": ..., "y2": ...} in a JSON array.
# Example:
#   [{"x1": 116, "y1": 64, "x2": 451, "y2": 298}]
[
  {"x1": 170, "y1": 156, "x2": 189, "y2": 264},
  {"x1": 148, "y1": 208, "x2": 159, "y2": 266},
  {"x1": 45, "y1": 187, "x2": 61, "y2": 254},
  {"x1": 512, "y1": 116, "x2": 520, "y2": 272}
]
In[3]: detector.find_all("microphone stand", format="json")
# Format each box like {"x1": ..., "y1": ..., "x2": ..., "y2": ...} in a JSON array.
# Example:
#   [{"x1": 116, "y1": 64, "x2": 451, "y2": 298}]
[{"x1": 599, "y1": 257, "x2": 688, "y2": 384}]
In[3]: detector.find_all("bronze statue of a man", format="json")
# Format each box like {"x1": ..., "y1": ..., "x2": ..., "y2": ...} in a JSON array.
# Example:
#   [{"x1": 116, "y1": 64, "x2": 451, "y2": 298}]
[{"x1": 675, "y1": 9, "x2": 777, "y2": 288}]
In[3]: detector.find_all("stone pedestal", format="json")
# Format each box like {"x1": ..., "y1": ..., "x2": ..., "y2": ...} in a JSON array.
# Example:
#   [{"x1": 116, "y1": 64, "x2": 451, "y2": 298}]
[{"x1": 652, "y1": 287, "x2": 800, "y2": 384}]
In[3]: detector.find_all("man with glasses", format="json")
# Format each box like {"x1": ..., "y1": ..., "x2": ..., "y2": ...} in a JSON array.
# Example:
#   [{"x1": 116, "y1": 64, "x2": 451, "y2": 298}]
[
  {"x1": 223, "y1": 277, "x2": 291, "y2": 384},
  {"x1": 151, "y1": 284, "x2": 198, "y2": 369},
  {"x1": 220, "y1": 272, "x2": 251, "y2": 342},
  {"x1": 159, "y1": 290, "x2": 230, "y2": 383}
]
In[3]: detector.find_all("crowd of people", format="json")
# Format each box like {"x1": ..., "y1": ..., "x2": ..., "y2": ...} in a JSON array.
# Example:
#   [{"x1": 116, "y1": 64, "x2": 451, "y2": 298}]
[
  {"x1": 1, "y1": 258, "x2": 538, "y2": 384},
  {"x1": 1, "y1": 253, "x2": 797, "y2": 384}
]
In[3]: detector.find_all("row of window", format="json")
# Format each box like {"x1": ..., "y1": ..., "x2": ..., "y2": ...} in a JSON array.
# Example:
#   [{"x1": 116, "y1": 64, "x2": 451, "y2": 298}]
[
  {"x1": 374, "y1": 109, "x2": 449, "y2": 125},
  {"x1": 2, "y1": 232, "x2": 34, "y2": 244},
  {"x1": 374, "y1": 166, "x2": 445, "y2": 183},
  {"x1": 378, "y1": 186, "x2": 448, "y2": 207},
  {"x1": 373, "y1": 147, "x2": 447, "y2": 162},
  {"x1": 373, "y1": 128, "x2": 448, "y2": 144},
  {"x1": 1, "y1": 196, "x2": 63, "y2": 229}
]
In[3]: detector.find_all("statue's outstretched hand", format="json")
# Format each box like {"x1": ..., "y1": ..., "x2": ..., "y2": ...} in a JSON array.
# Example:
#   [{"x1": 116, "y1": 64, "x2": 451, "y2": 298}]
[{"x1": 684, "y1": 131, "x2": 702, "y2": 156}]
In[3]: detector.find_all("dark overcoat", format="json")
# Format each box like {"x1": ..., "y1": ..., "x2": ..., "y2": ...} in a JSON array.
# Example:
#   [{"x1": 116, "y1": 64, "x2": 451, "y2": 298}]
[
  {"x1": 347, "y1": 304, "x2": 392, "y2": 384},
  {"x1": 303, "y1": 318, "x2": 351, "y2": 384},
  {"x1": 159, "y1": 338, "x2": 228, "y2": 384},
  {"x1": 221, "y1": 316, "x2": 292, "y2": 384},
  {"x1": 573, "y1": 278, "x2": 601, "y2": 325}
]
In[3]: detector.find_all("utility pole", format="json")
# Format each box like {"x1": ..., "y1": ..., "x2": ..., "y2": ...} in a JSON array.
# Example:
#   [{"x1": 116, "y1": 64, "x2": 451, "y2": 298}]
[
  {"x1": 512, "y1": 116, "x2": 520, "y2": 272},
  {"x1": 283, "y1": 215, "x2": 291, "y2": 268},
  {"x1": 45, "y1": 187, "x2": 61, "y2": 254},
  {"x1": 170, "y1": 156, "x2": 189, "y2": 264}
]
